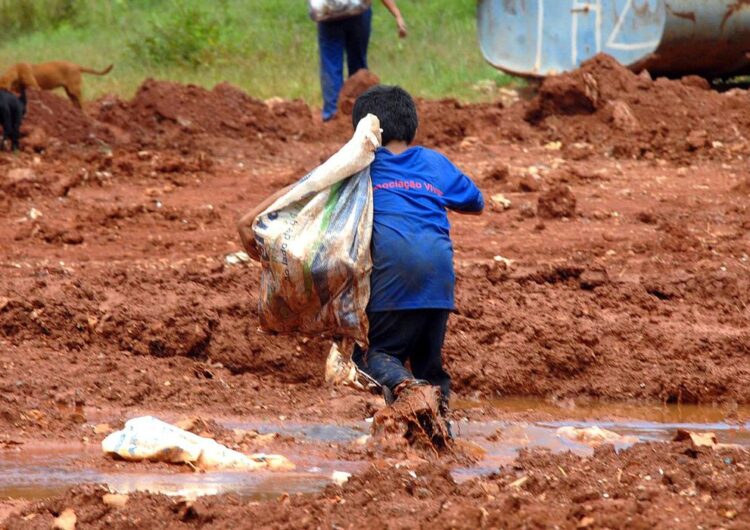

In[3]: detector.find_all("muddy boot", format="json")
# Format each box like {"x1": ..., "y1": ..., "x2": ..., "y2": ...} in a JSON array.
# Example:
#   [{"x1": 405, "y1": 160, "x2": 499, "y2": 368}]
[
  {"x1": 438, "y1": 396, "x2": 453, "y2": 440},
  {"x1": 391, "y1": 379, "x2": 430, "y2": 403},
  {"x1": 372, "y1": 382, "x2": 451, "y2": 452},
  {"x1": 382, "y1": 385, "x2": 395, "y2": 405}
]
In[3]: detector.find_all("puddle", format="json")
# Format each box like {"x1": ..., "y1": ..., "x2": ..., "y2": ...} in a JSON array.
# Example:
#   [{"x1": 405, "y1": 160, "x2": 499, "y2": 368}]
[
  {"x1": 2, "y1": 399, "x2": 749, "y2": 501},
  {"x1": 451, "y1": 399, "x2": 750, "y2": 481},
  {"x1": 454, "y1": 396, "x2": 750, "y2": 424},
  {"x1": 222, "y1": 420, "x2": 368, "y2": 443},
  {"x1": 0, "y1": 445, "x2": 362, "y2": 501}
]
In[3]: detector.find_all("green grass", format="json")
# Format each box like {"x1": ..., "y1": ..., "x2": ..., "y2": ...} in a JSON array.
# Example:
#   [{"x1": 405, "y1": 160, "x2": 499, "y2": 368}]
[{"x1": 0, "y1": 0, "x2": 518, "y2": 106}]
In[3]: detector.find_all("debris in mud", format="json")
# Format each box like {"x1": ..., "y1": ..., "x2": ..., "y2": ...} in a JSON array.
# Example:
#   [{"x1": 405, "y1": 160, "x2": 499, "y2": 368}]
[
  {"x1": 537, "y1": 184, "x2": 576, "y2": 219},
  {"x1": 338, "y1": 69, "x2": 380, "y2": 115},
  {"x1": 331, "y1": 470, "x2": 352, "y2": 486},
  {"x1": 102, "y1": 416, "x2": 294, "y2": 471},
  {"x1": 224, "y1": 251, "x2": 250, "y2": 266},
  {"x1": 102, "y1": 493, "x2": 129, "y2": 509},
  {"x1": 673, "y1": 429, "x2": 717, "y2": 449},
  {"x1": 371, "y1": 385, "x2": 451, "y2": 455},
  {"x1": 490, "y1": 193, "x2": 512, "y2": 210},
  {"x1": 52, "y1": 508, "x2": 76, "y2": 530},
  {"x1": 556, "y1": 426, "x2": 637, "y2": 447}
]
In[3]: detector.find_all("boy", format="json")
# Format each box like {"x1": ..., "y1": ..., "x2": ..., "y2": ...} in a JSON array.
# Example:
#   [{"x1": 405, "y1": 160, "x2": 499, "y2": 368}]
[
  {"x1": 348, "y1": 86, "x2": 483, "y2": 424},
  {"x1": 239, "y1": 86, "x2": 483, "y2": 428}
]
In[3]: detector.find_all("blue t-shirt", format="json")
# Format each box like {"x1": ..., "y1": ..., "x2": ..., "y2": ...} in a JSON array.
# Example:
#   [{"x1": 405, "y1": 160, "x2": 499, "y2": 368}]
[{"x1": 368, "y1": 146, "x2": 484, "y2": 312}]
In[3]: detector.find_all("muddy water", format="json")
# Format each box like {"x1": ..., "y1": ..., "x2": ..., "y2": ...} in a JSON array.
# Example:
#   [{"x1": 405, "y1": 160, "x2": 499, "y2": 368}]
[
  {"x1": 0, "y1": 444, "x2": 361, "y2": 501},
  {"x1": 2, "y1": 399, "x2": 748, "y2": 501}
]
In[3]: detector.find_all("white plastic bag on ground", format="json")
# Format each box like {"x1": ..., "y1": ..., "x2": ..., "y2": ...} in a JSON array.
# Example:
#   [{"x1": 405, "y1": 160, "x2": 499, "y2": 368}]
[
  {"x1": 252, "y1": 114, "x2": 380, "y2": 346},
  {"x1": 102, "y1": 416, "x2": 294, "y2": 471}
]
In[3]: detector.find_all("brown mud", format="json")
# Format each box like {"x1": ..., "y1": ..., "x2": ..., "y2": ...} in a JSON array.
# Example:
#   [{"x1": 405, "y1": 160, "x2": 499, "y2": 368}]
[
  {"x1": 6, "y1": 439, "x2": 750, "y2": 529},
  {"x1": 2, "y1": 54, "x2": 750, "y2": 526}
]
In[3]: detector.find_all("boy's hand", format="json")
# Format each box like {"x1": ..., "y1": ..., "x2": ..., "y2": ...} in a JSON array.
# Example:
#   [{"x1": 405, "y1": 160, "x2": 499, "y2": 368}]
[
  {"x1": 246, "y1": 239, "x2": 262, "y2": 262},
  {"x1": 396, "y1": 16, "x2": 407, "y2": 38}
]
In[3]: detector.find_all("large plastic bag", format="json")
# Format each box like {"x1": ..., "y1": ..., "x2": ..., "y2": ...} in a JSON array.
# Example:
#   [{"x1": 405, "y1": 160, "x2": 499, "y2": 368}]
[
  {"x1": 308, "y1": 0, "x2": 372, "y2": 22},
  {"x1": 102, "y1": 416, "x2": 293, "y2": 471},
  {"x1": 252, "y1": 115, "x2": 380, "y2": 347}
]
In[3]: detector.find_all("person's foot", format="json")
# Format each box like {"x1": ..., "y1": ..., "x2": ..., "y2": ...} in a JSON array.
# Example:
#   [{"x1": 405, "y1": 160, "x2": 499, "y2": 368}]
[{"x1": 392, "y1": 378, "x2": 429, "y2": 399}]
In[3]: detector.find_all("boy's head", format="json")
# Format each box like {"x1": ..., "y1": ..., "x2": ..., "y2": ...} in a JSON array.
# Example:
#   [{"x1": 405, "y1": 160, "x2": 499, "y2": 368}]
[{"x1": 352, "y1": 85, "x2": 418, "y2": 146}]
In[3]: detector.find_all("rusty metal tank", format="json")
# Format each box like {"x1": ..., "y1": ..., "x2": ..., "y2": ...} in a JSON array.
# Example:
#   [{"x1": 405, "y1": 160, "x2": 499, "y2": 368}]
[{"x1": 478, "y1": 0, "x2": 750, "y2": 78}]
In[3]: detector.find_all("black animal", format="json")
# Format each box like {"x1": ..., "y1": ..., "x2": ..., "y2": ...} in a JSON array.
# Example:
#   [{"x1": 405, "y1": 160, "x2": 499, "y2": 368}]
[{"x1": 0, "y1": 86, "x2": 26, "y2": 151}]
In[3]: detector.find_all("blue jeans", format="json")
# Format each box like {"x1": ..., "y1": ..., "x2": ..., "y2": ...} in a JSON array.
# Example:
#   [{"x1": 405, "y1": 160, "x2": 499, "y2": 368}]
[
  {"x1": 317, "y1": 8, "x2": 372, "y2": 121},
  {"x1": 352, "y1": 309, "x2": 452, "y2": 400}
]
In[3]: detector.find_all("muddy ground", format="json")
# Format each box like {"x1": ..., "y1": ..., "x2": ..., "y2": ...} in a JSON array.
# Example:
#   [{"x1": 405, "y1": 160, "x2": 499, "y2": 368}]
[{"x1": 1, "y1": 55, "x2": 750, "y2": 527}]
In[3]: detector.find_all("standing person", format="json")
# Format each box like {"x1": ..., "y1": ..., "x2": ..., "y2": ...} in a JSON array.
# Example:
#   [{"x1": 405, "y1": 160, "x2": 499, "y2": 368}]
[{"x1": 311, "y1": 0, "x2": 407, "y2": 121}]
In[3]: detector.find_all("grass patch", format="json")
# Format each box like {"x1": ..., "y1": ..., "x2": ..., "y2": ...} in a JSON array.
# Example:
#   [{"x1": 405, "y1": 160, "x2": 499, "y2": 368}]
[{"x1": 0, "y1": 0, "x2": 518, "y2": 106}]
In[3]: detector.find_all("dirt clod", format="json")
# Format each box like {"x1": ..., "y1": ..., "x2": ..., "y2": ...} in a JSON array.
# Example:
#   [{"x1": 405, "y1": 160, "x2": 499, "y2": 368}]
[{"x1": 537, "y1": 184, "x2": 577, "y2": 219}]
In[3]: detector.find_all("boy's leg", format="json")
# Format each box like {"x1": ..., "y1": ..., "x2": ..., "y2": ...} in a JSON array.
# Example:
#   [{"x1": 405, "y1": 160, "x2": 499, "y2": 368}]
[
  {"x1": 410, "y1": 310, "x2": 452, "y2": 402},
  {"x1": 352, "y1": 310, "x2": 421, "y2": 396},
  {"x1": 317, "y1": 20, "x2": 345, "y2": 121},
  {"x1": 410, "y1": 309, "x2": 452, "y2": 436},
  {"x1": 343, "y1": 8, "x2": 371, "y2": 76}
]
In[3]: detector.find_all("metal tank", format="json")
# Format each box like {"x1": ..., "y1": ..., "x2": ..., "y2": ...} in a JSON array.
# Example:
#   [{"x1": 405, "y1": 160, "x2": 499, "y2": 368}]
[{"x1": 478, "y1": 0, "x2": 750, "y2": 78}]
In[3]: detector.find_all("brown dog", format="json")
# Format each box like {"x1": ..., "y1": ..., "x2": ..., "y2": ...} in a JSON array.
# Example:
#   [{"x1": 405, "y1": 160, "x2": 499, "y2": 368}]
[{"x1": 0, "y1": 61, "x2": 113, "y2": 109}]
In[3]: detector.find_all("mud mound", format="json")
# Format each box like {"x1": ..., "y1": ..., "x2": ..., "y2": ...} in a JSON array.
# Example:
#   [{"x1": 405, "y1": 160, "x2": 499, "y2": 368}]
[
  {"x1": 525, "y1": 53, "x2": 750, "y2": 161},
  {"x1": 95, "y1": 79, "x2": 318, "y2": 146},
  {"x1": 338, "y1": 69, "x2": 380, "y2": 115},
  {"x1": 526, "y1": 54, "x2": 638, "y2": 121},
  {"x1": 415, "y1": 98, "x2": 517, "y2": 147},
  {"x1": 23, "y1": 89, "x2": 110, "y2": 146}
]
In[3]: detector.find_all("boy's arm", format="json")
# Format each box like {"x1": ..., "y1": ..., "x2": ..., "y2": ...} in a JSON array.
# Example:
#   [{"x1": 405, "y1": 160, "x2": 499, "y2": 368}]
[
  {"x1": 380, "y1": 0, "x2": 407, "y2": 38},
  {"x1": 439, "y1": 156, "x2": 485, "y2": 216},
  {"x1": 237, "y1": 184, "x2": 293, "y2": 261}
]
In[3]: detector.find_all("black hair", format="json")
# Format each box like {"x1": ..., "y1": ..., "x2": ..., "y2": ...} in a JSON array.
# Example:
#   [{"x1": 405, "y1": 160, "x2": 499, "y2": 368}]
[{"x1": 352, "y1": 85, "x2": 418, "y2": 145}]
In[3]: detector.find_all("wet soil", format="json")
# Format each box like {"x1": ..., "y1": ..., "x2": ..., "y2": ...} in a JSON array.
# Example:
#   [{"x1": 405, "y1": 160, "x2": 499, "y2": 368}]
[
  {"x1": 2, "y1": 55, "x2": 750, "y2": 526},
  {"x1": 5, "y1": 438, "x2": 750, "y2": 529}
]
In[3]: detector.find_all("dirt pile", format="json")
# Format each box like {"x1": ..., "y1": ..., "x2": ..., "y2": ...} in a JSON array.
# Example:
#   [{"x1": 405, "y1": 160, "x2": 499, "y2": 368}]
[
  {"x1": 525, "y1": 53, "x2": 750, "y2": 161},
  {"x1": 23, "y1": 89, "x2": 111, "y2": 147},
  {"x1": 95, "y1": 79, "x2": 318, "y2": 147},
  {"x1": 19, "y1": 78, "x2": 533, "y2": 152},
  {"x1": 337, "y1": 69, "x2": 380, "y2": 115},
  {"x1": 7, "y1": 440, "x2": 750, "y2": 529},
  {"x1": 415, "y1": 98, "x2": 518, "y2": 147}
]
